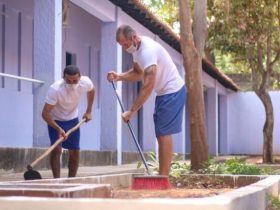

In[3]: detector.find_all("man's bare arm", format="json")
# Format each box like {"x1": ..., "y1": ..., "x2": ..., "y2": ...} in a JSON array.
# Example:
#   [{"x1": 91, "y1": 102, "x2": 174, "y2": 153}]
[
  {"x1": 130, "y1": 64, "x2": 156, "y2": 113},
  {"x1": 83, "y1": 87, "x2": 95, "y2": 121},
  {"x1": 42, "y1": 103, "x2": 64, "y2": 133},
  {"x1": 108, "y1": 63, "x2": 144, "y2": 82}
]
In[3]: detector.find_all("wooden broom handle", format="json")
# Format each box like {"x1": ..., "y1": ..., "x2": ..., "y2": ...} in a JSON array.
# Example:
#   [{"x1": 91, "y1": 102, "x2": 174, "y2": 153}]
[{"x1": 29, "y1": 118, "x2": 86, "y2": 169}]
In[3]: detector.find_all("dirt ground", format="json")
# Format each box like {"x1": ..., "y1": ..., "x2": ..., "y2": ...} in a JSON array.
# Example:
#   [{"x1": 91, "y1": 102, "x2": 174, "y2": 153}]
[
  {"x1": 112, "y1": 175, "x2": 234, "y2": 199},
  {"x1": 112, "y1": 156, "x2": 280, "y2": 199},
  {"x1": 112, "y1": 188, "x2": 232, "y2": 199}
]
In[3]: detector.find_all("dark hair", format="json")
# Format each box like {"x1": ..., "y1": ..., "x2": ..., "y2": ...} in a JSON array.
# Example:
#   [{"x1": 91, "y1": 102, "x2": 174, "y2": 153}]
[
  {"x1": 63, "y1": 65, "x2": 80, "y2": 76},
  {"x1": 116, "y1": 25, "x2": 136, "y2": 41}
]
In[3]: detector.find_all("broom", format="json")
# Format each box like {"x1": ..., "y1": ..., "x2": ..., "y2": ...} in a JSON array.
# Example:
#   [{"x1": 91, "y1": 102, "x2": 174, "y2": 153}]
[
  {"x1": 24, "y1": 118, "x2": 86, "y2": 180},
  {"x1": 111, "y1": 82, "x2": 171, "y2": 190}
]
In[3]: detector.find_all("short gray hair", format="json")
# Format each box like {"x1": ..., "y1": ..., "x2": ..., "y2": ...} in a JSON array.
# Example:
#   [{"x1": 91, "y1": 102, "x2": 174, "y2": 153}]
[
  {"x1": 63, "y1": 65, "x2": 80, "y2": 76},
  {"x1": 116, "y1": 25, "x2": 136, "y2": 41}
]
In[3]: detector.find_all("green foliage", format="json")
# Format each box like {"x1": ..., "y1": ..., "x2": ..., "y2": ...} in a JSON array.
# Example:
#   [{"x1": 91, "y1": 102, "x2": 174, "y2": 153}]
[
  {"x1": 207, "y1": 0, "x2": 280, "y2": 88},
  {"x1": 169, "y1": 154, "x2": 190, "y2": 178},
  {"x1": 136, "y1": 151, "x2": 159, "y2": 175},
  {"x1": 224, "y1": 158, "x2": 262, "y2": 175},
  {"x1": 143, "y1": 0, "x2": 280, "y2": 89},
  {"x1": 215, "y1": 50, "x2": 250, "y2": 73},
  {"x1": 137, "y1": 152, "x2": 190, "y2": 176},
  {"x1": 142, "y1": 0, "x2": 180, "y2": 33},
  {"x1": 267, "y1": 194, "x2": 280, "y2": 209},
  {"x1": 199, "y1": 157, "x2": 276, "y2": 175},
  {"x1": 137, "y1": 153, "x2": 276, "y2": 177}
]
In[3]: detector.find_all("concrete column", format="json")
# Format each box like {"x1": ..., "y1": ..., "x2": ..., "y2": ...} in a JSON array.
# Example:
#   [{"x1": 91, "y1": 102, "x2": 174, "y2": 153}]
[
  {"x1": 100, "y1": 21, "x2": 123, "y2": 164},
  {"x1": 33, "y1": 0, "x2": 62, "y2": 146},
  {"x1": 206, "y1": 87, "x2": 218, "y2": 156},
  {"x1": 219, "y1": 95, "x2": 229, "y2": 155}
]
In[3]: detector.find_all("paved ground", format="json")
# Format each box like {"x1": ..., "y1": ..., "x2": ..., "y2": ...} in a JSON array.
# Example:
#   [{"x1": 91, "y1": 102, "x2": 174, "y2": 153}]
[
  {"x1": 0, "y1": 155, "x2": 255, "y2": 182},
  {"x1": 0, "y1": 163, "x2": 145, "y2": 182}
]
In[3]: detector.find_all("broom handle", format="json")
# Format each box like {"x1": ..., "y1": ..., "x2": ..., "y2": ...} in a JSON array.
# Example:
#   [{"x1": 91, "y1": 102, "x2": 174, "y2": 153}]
[
  {"x1": 112, "y1": 82, "x2": 151, "y2": 175},
  {"x1": 28, "y1": 118, "x2": 86, "y2": 169}
]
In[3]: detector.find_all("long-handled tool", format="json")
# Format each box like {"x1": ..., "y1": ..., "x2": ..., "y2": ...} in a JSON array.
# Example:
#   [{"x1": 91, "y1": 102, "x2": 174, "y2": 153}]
[
  {"x1": 111, "y1": 81, "x2": 171, "y2": 190},
  {"x1": 23, "y1": 118, "x2": 86, "y2": 180}
]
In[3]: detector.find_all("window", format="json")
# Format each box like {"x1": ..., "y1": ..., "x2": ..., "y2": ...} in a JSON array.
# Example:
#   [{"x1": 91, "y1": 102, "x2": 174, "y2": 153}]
[{"x1": 66, "y1": 52, "x2": 76, "y2": 66}]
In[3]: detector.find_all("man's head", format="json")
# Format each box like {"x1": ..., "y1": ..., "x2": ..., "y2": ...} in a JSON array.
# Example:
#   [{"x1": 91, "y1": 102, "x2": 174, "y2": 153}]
[
  {"x1": 63, "y1": 65, "x2": 81, "y2": 84},
  {"x1": 116, "y1": 25, "x2": 140, "y2": 53}
]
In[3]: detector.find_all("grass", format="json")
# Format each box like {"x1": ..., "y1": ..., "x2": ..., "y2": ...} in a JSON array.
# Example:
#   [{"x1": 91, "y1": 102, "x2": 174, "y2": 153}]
[
  {"x1": 267, "y1": 195, "x2": 280, "y2": 210},
  {"x1": 198, "y1": 157, "x2": 276, "y2": 175}
]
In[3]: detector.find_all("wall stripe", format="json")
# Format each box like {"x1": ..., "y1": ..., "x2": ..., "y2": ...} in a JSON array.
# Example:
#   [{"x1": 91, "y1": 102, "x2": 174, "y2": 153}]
[
  {"x1": 96, "y1": 49, "x2": 100, "y2": 108},
  {"x1": 17, "y1": 12, "x2": 22, "y2": 92},
  {"x1": 32, "y1": 18, "x2": 34, "y2": 94},
  {"x1": 1, "y1": 4, "x2": 5, "y2": 88},
  {"x1": 88, "y1": 45, "x2": 91, "y2": 76}
]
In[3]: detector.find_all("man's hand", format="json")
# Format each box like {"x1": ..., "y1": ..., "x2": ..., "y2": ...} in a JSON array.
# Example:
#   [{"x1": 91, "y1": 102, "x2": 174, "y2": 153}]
[
  {"x1": 107, "y1": 71, "x2": 120, "y2": 82},
  {"x1": 57, "y1": 127, "x2": 67, "y2": 139},
  {"x1": 122, "y1": 110, "x2": 134, "y2": 123},
  {"x1": 83, "y1": 112, "x2": 92, "y2": 122}
]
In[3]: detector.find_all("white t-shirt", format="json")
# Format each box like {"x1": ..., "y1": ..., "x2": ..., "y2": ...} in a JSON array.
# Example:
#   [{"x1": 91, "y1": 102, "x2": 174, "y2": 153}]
[
  {"x1": 45, "y1": 76, "x2": 94, "y2": 121},
  {"x1": 132, "y1": 36, "x2": 184, "y2": 96}
]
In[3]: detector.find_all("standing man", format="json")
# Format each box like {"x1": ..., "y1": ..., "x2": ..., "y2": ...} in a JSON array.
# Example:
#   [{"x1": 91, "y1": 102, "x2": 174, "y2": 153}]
[
  {"x1": 42, "y1": 65, "x2": 95, "y2": 178},
  {"x1": 107, "y1": 25, "x2": 186, "y2": 176}
]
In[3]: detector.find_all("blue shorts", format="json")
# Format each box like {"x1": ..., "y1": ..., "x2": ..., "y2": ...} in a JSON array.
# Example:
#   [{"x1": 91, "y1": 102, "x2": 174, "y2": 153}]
[
  {"x1": 48, "y1": 118, "x2": 80, "y2": 150},
  {"x1": 153, "y1": 85, "x2": 186, "y2": 137}
]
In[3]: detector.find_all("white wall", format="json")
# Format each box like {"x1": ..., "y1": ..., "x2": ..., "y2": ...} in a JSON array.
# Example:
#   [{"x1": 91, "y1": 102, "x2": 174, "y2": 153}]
[
  {"x1": 62, "y1": 2, "x2": 102, "y2": 150},
  {"x1": 0, "y1": 89, "x2": 33, "y2": 147},
  {"x1": 227, "y1": 91, "x2": 280, "y2": 155},
  {"x1": 0, "y1": 0, "x2": 34, "y2": 147}
]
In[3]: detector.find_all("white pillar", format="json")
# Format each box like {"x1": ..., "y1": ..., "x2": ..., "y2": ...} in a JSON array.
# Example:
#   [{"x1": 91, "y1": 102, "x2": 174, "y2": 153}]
[
  {"x1": 219, "y1": 95, "x2": 229, "y2": 155},
  {"x1": 100, "y1": 20, "x2": 123, "y2": 165},
  {"x1": 33, "y1": 0, "x2": 62, "y2": 146},
  {"x1": 206, "y1": 87, "x2": 218, "y2": 156}
]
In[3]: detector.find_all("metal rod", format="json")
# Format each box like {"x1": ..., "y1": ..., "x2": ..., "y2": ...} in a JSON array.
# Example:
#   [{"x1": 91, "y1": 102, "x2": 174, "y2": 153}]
[
  {"x1": 111, "y1": 81, "x2": 151, "y2": 175},
  {"x1": 0, "y1": 73, "x2": 44, "y2": 84}
]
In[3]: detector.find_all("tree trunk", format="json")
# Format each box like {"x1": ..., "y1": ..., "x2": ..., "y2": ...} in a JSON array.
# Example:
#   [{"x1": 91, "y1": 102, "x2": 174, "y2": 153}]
[
  {"x1": 179, "y1": 0, "x2": 208, "y2": 170},
  {"x1": 255, "y1": 90, "x2": 274, "y2": 163}
]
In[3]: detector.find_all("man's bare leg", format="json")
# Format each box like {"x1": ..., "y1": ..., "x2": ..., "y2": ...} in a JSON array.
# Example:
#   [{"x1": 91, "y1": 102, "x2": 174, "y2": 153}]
[
  {"x1": 157, "y1": 135, "x2": 173, "y2": 176},
  {"x1": 50, "y1": 146, "x2": 62, "y2": 178},
  {"x1": 68, "y1": 150, "x2": 80, "y2": 177}
]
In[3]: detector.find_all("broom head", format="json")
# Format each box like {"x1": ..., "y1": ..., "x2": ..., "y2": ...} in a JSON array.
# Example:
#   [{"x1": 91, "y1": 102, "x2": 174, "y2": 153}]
[
  {"x1": 132, "y1": 175, "x2": 171, "y2": 190},
  {"x1": 23, "y1": 165, "x2": 42, "y2": 180}
]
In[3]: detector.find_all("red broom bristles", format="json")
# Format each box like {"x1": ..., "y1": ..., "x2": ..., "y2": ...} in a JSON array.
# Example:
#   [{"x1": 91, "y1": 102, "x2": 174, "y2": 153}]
[{"x1": 132, "y1": 176, "x2": 172, "y2": 190}]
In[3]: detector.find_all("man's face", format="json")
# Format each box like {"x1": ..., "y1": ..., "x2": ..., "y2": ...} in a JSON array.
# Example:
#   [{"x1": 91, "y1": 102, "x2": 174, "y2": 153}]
[
  {"x1": 63, "y1": 73, "x2": 80, "y2": 84},
  {"x1": 117, "y1": 33, "x2": 136, "y2": 49}
]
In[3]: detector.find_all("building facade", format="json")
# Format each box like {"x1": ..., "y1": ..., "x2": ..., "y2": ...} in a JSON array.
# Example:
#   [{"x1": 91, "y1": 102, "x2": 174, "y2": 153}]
[{"x1": 1, "y1": 0, "x2": 277, "y2": 169}]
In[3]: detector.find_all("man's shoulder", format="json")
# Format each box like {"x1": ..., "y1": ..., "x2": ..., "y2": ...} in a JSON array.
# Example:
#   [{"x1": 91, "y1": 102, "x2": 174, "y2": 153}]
[
  {"x1": 141, "y1": 36, "x2": 155, "y2": 45},
  {"x1": 80, "y1": 76, "x2": 91, "y2": 81},
  {"x1": 50, "y1": 79, "x2": 64, "y2": 90},
  {"x1": 80, "y1": 76, "x2": 93, "y2": 84}
]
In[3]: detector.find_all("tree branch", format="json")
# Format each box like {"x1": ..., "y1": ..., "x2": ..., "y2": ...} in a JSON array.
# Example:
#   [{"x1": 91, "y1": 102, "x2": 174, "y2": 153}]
[
  {"x1": 257, "y1": 43, "x2": 265, "y2": 74},
  {"x1": 269, "y1": 51, "x2": 280, "y2": 69}
]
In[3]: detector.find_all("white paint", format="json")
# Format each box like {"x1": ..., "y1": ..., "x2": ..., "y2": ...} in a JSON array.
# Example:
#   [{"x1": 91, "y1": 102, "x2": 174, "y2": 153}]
[
  {"x1": 206, "y1": 87, "x2": 218, "y2": 156},
  {"x1": 71, "y1": 0, "x2": 115, "y2": 22},
  {"x1": 116, "y1": 44, "x2": 123, "y2": 165},
  {"x1": 227, "y1": 91, "x2": 280, "y2": 154},
  {"x1": 0, "y1": 176, "x2": 279, "y2": 210},
  {"x1": 54, "y1": 0, "x2": 62, "y2": 81},
  {"x1": 0, "y1": 89, "x2": 33, "y2": 147},
  {"x1": 0, "y1": 73, "x2": 44, "y2": 84}
]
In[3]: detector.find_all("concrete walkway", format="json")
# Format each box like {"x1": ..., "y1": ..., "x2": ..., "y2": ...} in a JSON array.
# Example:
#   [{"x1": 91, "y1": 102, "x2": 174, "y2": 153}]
[
  {"x1": 0, "y1": 155, "x2": 252, "y2": 182},
  {"x1": 0, "y1": 163, "x2": 144, "y2": 182}
]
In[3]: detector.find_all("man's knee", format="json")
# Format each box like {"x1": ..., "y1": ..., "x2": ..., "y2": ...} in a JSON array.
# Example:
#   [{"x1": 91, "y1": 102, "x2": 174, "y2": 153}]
[{"x1": 51, "y1": 146, "x2": 62, "y2": 157}]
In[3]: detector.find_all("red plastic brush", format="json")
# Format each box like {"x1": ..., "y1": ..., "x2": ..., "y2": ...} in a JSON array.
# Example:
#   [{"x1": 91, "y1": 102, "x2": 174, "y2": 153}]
[
  {"x1": 132, "y1": 175, "x2": 171, "y2": 190},
  {"x1": 112, "y1": 82, "x2": 171, "y2": 190}
]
